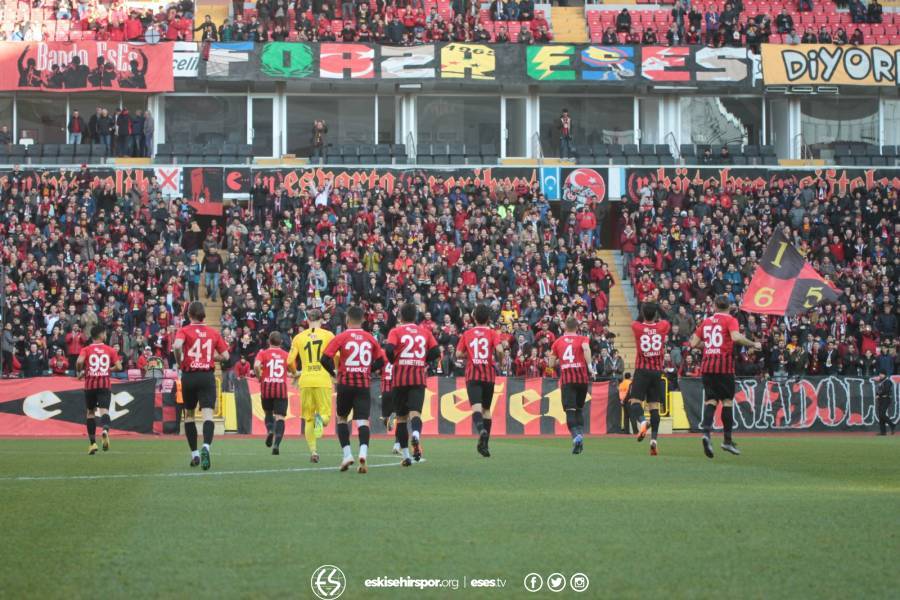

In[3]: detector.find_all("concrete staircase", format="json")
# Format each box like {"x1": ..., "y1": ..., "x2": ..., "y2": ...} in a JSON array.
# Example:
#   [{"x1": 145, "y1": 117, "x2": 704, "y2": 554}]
[
  {"x1": 598, "y1": 250, "x2": 638, "y2": 371},
  {"x1": 551, "y1": 6, "x2": 589, "y2": 43}
]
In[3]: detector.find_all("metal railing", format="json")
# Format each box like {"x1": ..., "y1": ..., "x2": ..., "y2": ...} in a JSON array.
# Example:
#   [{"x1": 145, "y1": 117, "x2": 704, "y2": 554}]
[
  {"x1": 793, "y1": 132, "x2": 812, "y2": 160},
  {"x1": 531, "y1": 131, "x2": 544, "y2": 164},
  {"x1": 405, "y1": 131, "x2": 417, "y2": 163},
  {"x1": 665, "y1": 131, "x2": 680, "y2": 159}
]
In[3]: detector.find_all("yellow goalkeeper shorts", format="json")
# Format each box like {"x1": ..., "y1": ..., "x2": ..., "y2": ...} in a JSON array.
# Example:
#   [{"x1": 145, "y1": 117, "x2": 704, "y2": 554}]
[{"x1": 301, "y1": 387, "x2": 332, "y2": 421}]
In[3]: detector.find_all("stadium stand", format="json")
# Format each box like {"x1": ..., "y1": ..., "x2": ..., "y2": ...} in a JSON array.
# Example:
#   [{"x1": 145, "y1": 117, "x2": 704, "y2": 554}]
[
  {"x1": 587, "y1": 0, "x2": 899, "y2": 47},
  {"x1": 0, "y1": 168, "x2": 624, "y2": 382},
  {"x1": 615, "y1": 173, "x2": 898, "y2": 379}
]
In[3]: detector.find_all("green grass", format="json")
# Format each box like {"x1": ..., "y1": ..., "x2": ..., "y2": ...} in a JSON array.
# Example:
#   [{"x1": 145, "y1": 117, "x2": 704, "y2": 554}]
[{"x1": 0, "y1": 435, "x2": 898, "y2": 599}]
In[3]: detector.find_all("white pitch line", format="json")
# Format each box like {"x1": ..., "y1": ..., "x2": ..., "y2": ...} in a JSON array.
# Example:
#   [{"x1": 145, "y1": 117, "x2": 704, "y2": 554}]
[
  {"x1": 0, "y1": 459, "x2": 427, "y2": 483},
  {"x1": 0, "y1": 449, "x2": 403, "y2": 459}
]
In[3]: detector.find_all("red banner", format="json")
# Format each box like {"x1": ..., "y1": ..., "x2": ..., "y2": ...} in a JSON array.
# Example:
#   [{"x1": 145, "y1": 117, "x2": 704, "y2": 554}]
[
  {"x1": 0, "y1": 42, "x2": 174, "y2": 92},
  {"x1": 241, "y1": 376, "x2": 618, "y2": 437}
]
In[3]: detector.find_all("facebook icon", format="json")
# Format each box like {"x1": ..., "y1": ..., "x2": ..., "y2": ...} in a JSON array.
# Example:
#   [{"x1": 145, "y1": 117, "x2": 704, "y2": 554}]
[
  {"x1": 524, "y1": 573, "x2": 544, "y2": 592},
  {"x1": 540, "y1": 167, "x2": 560, "y2": 200}
]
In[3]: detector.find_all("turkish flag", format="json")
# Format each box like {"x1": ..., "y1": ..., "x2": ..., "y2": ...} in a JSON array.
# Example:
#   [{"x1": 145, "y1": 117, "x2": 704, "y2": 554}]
[{"x1": 741, "y1": 231, "x2": 840, "y2": 316}]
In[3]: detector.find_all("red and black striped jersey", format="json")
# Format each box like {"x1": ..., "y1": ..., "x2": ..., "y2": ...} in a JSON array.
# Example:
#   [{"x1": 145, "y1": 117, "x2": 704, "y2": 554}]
[
  {"x1": 551, "y1": 334, "x2": 590, "y2": 385},
  {"x1": 381, "y1": 361, "x2": 394, "y2": 393},
  {"x1": 254, "y1": 347, "x2": 290, "y2": 399},
  {"x1": 174, "y1": 324, "x2": 227, "y2": 371},
  {"x1": 323, "y1": 328, "x2": 384, "y2": 388},
  {"x1": 695, "y1": 313, "x2": 739, "y2": 374},
  {"x1": 386, "y1": 324, "x2": 438, "y2": 388},
  {"x1": 79, "y1": 343, "x2": 119, "y2": 390},
  {"x1": 457, "y1": 326, "x2": 501, "y2": 383},
  {"x1": 631, "y1": 320, "x2": 671, "y2": 372}
]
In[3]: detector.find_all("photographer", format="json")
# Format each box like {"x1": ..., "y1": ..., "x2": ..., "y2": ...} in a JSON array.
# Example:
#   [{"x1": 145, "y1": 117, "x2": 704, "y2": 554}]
[{"x1": 875, "y1": 371, "x2": 895, "y2": 436}]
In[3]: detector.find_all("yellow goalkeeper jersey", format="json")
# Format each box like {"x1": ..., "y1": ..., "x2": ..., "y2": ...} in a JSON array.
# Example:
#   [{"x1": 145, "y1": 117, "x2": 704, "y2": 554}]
[{"x1": 288, "y1": 327, "x2": 335, "y2": 389}]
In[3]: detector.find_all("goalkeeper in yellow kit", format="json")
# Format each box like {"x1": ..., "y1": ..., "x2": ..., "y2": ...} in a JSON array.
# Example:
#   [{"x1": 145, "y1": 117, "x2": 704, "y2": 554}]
[{"x1": 287, "y1": 309, "x2": 334, "y2": 463}]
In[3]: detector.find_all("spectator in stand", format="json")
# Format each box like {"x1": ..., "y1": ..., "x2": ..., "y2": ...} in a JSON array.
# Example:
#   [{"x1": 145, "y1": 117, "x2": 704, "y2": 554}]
[
  {"x1": 642, "y1": 27, "x2": 658, "y2": 45},
  {"x1": 801, "y1": 27, "x2": 817, "y2": 43},
  {"x1": 616, "y1": 9, "x2": 632, "y2": 34},
  {"x1": 496, "y1": 25, "x2": 509, "y2": 42},
  {"x1": 849, "y1": 0, "x2": 866, "y2": 23},
  {"x1": 775, "y1": 9, "x2": 793, "y2": 34},
  {"x1": 0, "y1": 125, "x2": 10, "y2": 146},
  {"x1": 685, "y1": 25, "x2": 700, "y2": 44},
  {"x1": 704, "y1": 9, "x2": 719, "y2": 40},
  {"x1": 67, "y1": 110, "x2": 86, "y2": 145},
  {"x1": 519, "y1": 0, "x2": 533, "y2": 22},
  {"x1": 834, "y1": 27, "x2": 848, "y2": 45},
  {"x1": 868, "y1": 0, "x2": 883, "y2": 23},
  {"x1": 311, "y1": 119, "x2": 328, "y2": 164},
  {"x1": 115, "y1": 108, "x2": 132, "y2": 157},
  {"x1": 143, "y1": 110, "x2": 155, "y2": 157},
  {"x1": 517, "y1": 26, "x2": 533, "y2": 44},
  {"x1": 195, "y1": 14, "x2": 219, "y2": 40},
  {"x1": 817, "y1": 25, "x2": 832, "y2": 43},
  {"x1": 798, "y1": 0, "x2": 813, "y2": 12},
  {"x1": 601, "y1": 26, "x2": 618, "y2": 45},
  {"x1": 666, "y1": 23, "x2": 681, "y2": 46},
  {"x1": 557, "y1": 108, "x2": 574, "y2": 160},
  {"x1": 745, "y1": 22, "x2": 761, "y2": 53},
  {"x1": 849, "y1": 27, "x2": 864, "y2": 45}
]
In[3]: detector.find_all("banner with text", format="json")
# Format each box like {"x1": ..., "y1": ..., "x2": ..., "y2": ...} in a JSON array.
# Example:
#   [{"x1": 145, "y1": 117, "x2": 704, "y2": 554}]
[
  {"x1": 0, "y1": 377, "x2": 157, "y2": 435},
  {"x1": 680, "y1": 376, "x2": 899, "y2": 432},
  {"x1": 200, "y1": 42, "x2": 760, "y2": 88},
  {"x1": 761, "y1": 44, "x2": 900, "y2": 86},
  {"x1": 0, "y1": 42, "x2": 174, "y2": 92},
  {"x1": 241, "y1": 376, "x2": 620, "y2": 437},
  {"x1": 625, "y1": 167, "x2": 900, "y2": 200}
]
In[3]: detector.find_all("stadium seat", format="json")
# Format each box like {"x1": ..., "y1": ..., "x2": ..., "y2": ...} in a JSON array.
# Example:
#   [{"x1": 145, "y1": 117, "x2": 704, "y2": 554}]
[
  {"x1": 639, "y1": 143, "x2": 654, "y2": 155},
  {"x1": 358, "y1": 144, "x2": 376, "y2": 163},
  {"x1": 8, "y1": 144, "x2": 26, "y2": 161},
  {"x1": 431, "y1": 143, "x2": 450, "y2": 164},
  {"x1": 58, "y1": 144, "x2": 77, "y2": 162},
  {"x1": 391, "y1": 144, "x2": 408, "y2": 164},
  {"x1": 680, "y1": 144, "x2": 695, "y2": 159},
  {"x1": 374, "y1": 144, "x2": 391, "y2": 165},
  {"x1": 625, "y1": 153, "x2": 643, "y2": 165},
  {"x1": 155, "y1": 143, "x2": 173, "y2": 163},
  {"x1": 324, "y1": 145, "x2": 341, "y2": 164},
  {"x1": 657, "y1": 155, "x2": 675, "y2": 165},
  {"x1": 90, "y1": 144, "x2": 108, "y2": 162},
  {"x1": 202, "y1": 145, "x2": 222, "y2": 164},
  {"x1": 73, "y1": 144, "x2": 91, "y2": 161},
  {"x1": 478, "y1": 144, "x2": 497, "y2": 164},
  {"x1": 448, "y1": 143, "x2": 466, "y2": 165},
  {"x1": 417, "y1": 143, "x2": 434, "y2": 165},
  {"x1": 654, "y1": 144, "x2": 670, "y2": 157},
  {"x1": 237, "y1": 144, "x2": 253, "y2": 163},
  {"x1": 340, "y1": 144, "x2": 359, "y2": 164},
  {"x1": 41, "y1": 144, "x2": 60, "y2": 159},
  {"x1": 220, "y1": 143, "x2": 238, "y2": 164}
]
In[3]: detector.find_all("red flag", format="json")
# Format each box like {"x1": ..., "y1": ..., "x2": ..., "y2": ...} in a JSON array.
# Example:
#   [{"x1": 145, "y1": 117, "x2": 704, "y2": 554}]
[{"x1": 741, "y1": 231, "x2": 839, "y2": 317}]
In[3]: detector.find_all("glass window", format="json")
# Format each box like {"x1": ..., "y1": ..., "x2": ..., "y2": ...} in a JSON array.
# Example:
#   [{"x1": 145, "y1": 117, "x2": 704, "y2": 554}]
[
  {"x1": 285, "y1": 96, "x2": 374, "y2": 156},
  {"x1": 0, "y1": 95, "x2": 13, "y2": 140},
  {"x1": 417, "y1": 96, "x2": 500, "y2": 151},
  {"x1": 539, "y1": 97, "x2": 633, "y2": 157},
  {"x1": 378, "y1": 95, "x2": 398, "y2": 145},
  {"x1": 680, "y1": 96, "x2": 762, "y2": 146},
  {"x1": 883, "y1": 100, "x2": 900, "y2": 147},
  {"x1": 801, "y1": 98, "x2": 878, "y2": 151},
  {"x1": 16, "y1": 94, "x2": 66, "y2": 144},
  {"x1": 123, "y1": 94, "x2": 148, "y2": 115},
  {"x1": 164, "y1": 96, "x2": 247, "y2": 146}
]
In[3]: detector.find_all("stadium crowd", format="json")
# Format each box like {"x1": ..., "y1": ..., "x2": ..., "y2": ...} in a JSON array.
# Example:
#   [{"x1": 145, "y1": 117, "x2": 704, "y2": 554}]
[
  {"x1": 0, "y1": 0, "x2": 196, "y2": 43},
  {"x1": 622, "y1": 173, "x2": 899, "y2": 383},
  {"x1": 1, "y1": 167, "x2": 624, "y2": 383}
]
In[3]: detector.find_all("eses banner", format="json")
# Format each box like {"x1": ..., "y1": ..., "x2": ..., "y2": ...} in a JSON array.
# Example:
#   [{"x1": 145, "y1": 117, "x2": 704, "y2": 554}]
[
  {"x1": 0, "y1": 377, "x2": 157, "y2": 435},
  {"x1": 238, "y1": 376, "x2": 620, "y2": 437},
  {"x1": 680, "y1": 376, "x2": 899, "y2": 432},
  {"x1": 0, "y1": 41, "x2": 174, "y2": 92}
]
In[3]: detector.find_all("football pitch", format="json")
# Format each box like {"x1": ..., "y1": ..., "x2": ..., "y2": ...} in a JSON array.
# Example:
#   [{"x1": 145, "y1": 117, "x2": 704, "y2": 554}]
[{"x1": 0, "y1": 435, "x2": 897, "y2": 599}]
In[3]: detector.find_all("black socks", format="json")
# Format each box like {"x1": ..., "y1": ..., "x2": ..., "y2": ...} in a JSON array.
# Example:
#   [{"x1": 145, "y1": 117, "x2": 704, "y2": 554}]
[
  {"x1": 184, "y1": 421, "x2": 198, "y2": 451},
  {"x1": 396, "y1": 421, "x2": 409, "y2": 449},
  {"x1": 630, "y1": 402, "x2": 645, "y2": 423},
  {"x1": 483, "y1": 418, "x2": 492, "y2": 440},
  {"x1": 274, "y1": 420, "x2": 285, "y2": 448},
  {"x1": 650, "y1": 409, "x2": 660, "y2": 441},
  {"x1": 359, "y1": 425, "x2": 370, "y2": 447},
  {"x1": 100, "y1": 413, "x2": 110, "y2": 431},
  {"x1": 410, "y1": 416, "x2": 423, "y2": 436},
  {"x1": 566, "y1": 409, "x2": 583, "y2": 438},
  {"x1": 86, "y1": 417, "x2": 96, "y2": 443},
  {"x1": 264, "y1": 411, "x2": 274, "y2": 434},
  {"x1": 721, "y1": 405, "x2": 734, "y2": 444},
  {"x1": 203, "y1": 420, "x2": 214, "y2": 446},
  {"x1": 472, "y1": 411, "x2": 484, "y2": 434},
  {"x1": 337, "y1": 422, "x2": 351, "y2": 448},
  {"x1": 701, "y1": 403, "x2": 716, "y2": 436}
]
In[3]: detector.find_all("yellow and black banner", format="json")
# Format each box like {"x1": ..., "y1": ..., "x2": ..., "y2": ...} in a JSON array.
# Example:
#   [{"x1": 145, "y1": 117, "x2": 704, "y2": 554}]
[{"x1": 761, "y1": 44, "x2": 900, "y2": 86}]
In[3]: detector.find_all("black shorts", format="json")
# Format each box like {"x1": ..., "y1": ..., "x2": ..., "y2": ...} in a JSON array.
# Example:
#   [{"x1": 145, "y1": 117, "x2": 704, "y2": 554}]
[
  {"x1": 702, "y1": 373, "x2": 736, "y2": 402},
  {"x1": 336, "y1": 385, "x2": 371, "y2": 420},
  {"x1": 393, "y1": 385, "x2": 425, "y2": 417},
  {"x1": 630, "y1": 369, "x2": 665, "y2": 404},
  {"x1": 562, "y1": 383, "x2": 588, "y2": 411},
  {"x1": 261, "y1": 397, "x2": 289, "y2": 416},
  {"x1": 380, "y1": 389, "x2": 396, "y2": 419},
  {"x1": 84, "y1": 388, "x2": 111, "y2": 411},
  {"x1": 181, "y1": 370, "x2": 217, "y2": 411},
  {"x1": 466, "y1": 381, "x2": 495, "y2": 410}
]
